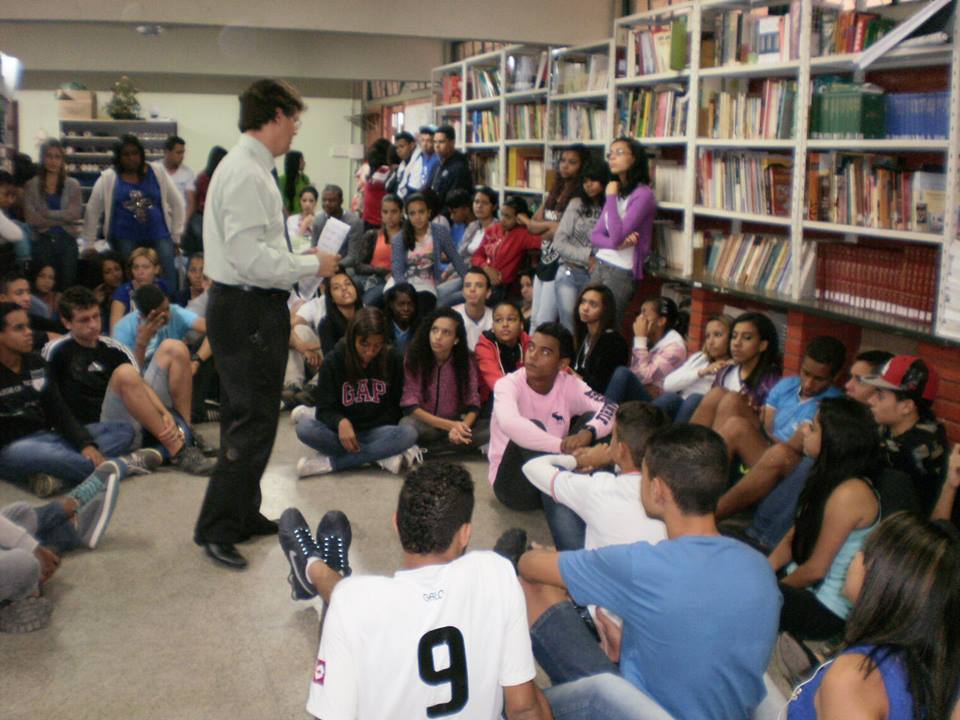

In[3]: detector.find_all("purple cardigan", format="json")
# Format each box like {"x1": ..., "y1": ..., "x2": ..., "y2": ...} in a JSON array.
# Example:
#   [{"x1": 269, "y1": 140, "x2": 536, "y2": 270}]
[
  {"x1": 590, "y1": 185, "x2": 656, "y2": 279},
  {"x1": 713, "y1": 363, "x2": 782, "y2": 410}
]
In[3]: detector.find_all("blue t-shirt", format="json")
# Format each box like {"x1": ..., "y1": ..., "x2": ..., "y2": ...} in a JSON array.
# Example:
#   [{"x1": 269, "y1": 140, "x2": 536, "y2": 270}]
[
  {"x1": 111, "y1": 279, "x2": 173, "y2": 314},
  {"x1": 112, "y1": 304, "x2": 198, "y2": 364},
  {"x1": 110, "y1": 168, "x2": 170, "y2": 243},
  {"x1": 558, "y1": 535, "x2": 781, "y2": 720},
  {"x1": 766, "y1": 375, "x2": 842, "y2": 443},
  {"x1": 420, "y1": 153, "x2": 440, "y2": 187}
]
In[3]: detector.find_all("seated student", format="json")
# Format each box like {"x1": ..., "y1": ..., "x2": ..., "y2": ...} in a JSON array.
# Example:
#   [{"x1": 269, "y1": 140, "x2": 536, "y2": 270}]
[
  {"x1": 768, "y1": 398, "x2": 881, "y2": 642},
  {"x1": 0, "y1": 271, "x2": 63, "y2": 351},
  {"x1": 785, "y1": 512, "x2": 960, "y2": 720},
  {"x1": 45, "y1": 286, "x2": 212, "y2": 476},
  {"x1": 0, "y1": 170, "x2": 29, "y2": 269},
  {"x1": 174, "y1": 252, "x2": 208, "y2": 313},
  {"x1": 109, "y1": 248, "x2": 171, "y2": 332},
  {"x1": 0, "y1": 302, "x2": 140, "y2": 497},
  {"x1": 715, "y1": 336, "x2": 847, "y2": 519},
  {"x1": 282, "y1": 291, "x2": 325, "y2": 408},
  {"x1": 571, "y1": 283, "x2": 629, "y2": 395},
  {"x1": 438, "y1": 187, "x2": 499, "y2": 308},
  {"x1": 391, "y1": 193, "x2": 467, "y2": 315},
  {"x1": 294, "y1": 307, "x2": 418, "y2": 478},
  {"x1": 399, "y1": 308, "x2": 486, "y2": 453},
  {"x1": 443, "y1": 188, "x2": 473, "y2": 270},
  {"x1": 518, "y1": 268, "x2": 534, "y2": 331},
  {"x1": 352, "y1": 193, "x2": 402, "y2": 307},
  {"x1": 488, "y1": 322, "x2": 616, "y2": 549},
  {"x1": 512, "y1": 424, "x2": 781, "y2": 720},
  {"x1": 309, "y1": 184, "x2": 363, "y2": 258},
  {"x1": 470, "y1": 196, "x2": 540, "y2": 302},
  {"x1": 932, "y1": 444, "x2": 959, "y2": 526},
  {"x1": 452, "y1": 266, "x2": 492, "y2": 352},
  {"x1": 0, "y1": 462, "x2": 122, "y2": 633},
  {"x1": 862, "y1": 356, "x2": 948, "y2": 517},
  {"x1": 285, "y1": 185, "x2": 318, "y2": 253},
  {"x1": 30, "y1": 263, "x2": 60, "y2": 322},
  {"x1": 276, "y1": 462, "x2": 549, "y2": 720},
  {"x1": 476, "y1": 300, "x2": 530, "y2": 405},
  {"x1": 317, "y1": 269, "x2": 362, "y2": 358},
  {"x1": 690, "y1": 311, "x2": 782, "y2": 433},
  {"x1": 604, "y1": 296, "x2": 687, "y2": 405},
  {"x1": 654, "y1": 313, "x2": 732, "y2": 422},
  {"x1": 382, "y1": 282, "x2": 419, "y2": 357},
  {"x1": 93, "y1": 251, "x2": 125, "y2": 331}
]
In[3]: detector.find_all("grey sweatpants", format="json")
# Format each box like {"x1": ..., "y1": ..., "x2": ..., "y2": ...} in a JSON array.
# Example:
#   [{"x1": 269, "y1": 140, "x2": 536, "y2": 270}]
[{"x1": 0, "y1": 504, "x2": 41, "y2": 603}]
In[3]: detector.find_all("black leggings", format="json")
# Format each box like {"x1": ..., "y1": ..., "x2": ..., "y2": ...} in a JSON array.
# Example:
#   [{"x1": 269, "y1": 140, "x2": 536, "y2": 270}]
[{"x1": 778, "y1": 583, "x2": 845, "y2": 641}]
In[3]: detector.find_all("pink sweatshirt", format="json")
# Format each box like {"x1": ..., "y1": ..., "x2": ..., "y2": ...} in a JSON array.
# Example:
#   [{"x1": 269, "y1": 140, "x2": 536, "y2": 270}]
[
  {"x1": 488, "y1": 368, "x2": 617, "y2": 485},
  {"x1": 629, "y1": 328, "x2": 687, "y2": 389}
]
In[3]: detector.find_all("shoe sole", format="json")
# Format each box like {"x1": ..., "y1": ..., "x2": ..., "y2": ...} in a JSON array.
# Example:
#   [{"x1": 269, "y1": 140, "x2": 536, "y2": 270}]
[
  {"x1": 86, "y1": 462, "x2": 121, "y2": 549},
  {"x1": 0, "y1": 597, "x2": 54, "y2": 633}
]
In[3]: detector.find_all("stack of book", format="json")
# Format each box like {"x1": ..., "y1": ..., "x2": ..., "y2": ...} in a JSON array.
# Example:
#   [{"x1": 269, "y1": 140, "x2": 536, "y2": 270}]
[
  {"x1": 438, "y1": 74, "x2": 462, "y2": 105},
  {"x1": 704, "y1": 4, "x2": 801, "y2": 67},
  {"x1": 617, "y1": 85, "x2": 688, "y2": 138},
  {"x1": 469, "y1": 110, "x2": 500, "y2": 143},
  {"x1": 885, "y1": 91, "x2": 949, "y2": 140},
  {"x1": 507, "y1": 52, "x2": 548, "y2": 92},
  {"x1": 554, "y1": 55, "x2": 609, "y2": 93},
  {"x1": 649, "y1": 159, "x2": 685, "y2": 203},
  {"x1": 940, "y1": 243, "x2": 960, "y2": 337},
  {"x1": 469, "y1": 67, "x2": 501, "y2": 99},
  {"x1": 625, "y1": 17, "x2": 687, "y2": 76},
  {"x1": 506, "y1": 103, "x2": 545, "y2": 141},
  {"x1": 507, "y1": 148, "x2": 545, "y2": 190},
  {"x1": 550, "y1": 103, "x2": 608, "y2": 141},
  {"x1": 471, "y1": 153, "x2": 500, "y2": 187},
  {"x1": 698, "y1": 231, "x2": 810, "y2": 296},
  {"x1": 697, "y1": 151, "x2": 792, "y2": 217},
  {"x1": 701, "y1": 78, "x2": 796, "y2": 139},
  {"x1": 813, "y1": 8, "x2": 896, "y2": 56},
  {"x1": 809, "y1": 82, "x2": 885, "y2": 139},
  {"x1": 815, "y1": 241, "x2": 937, "y2": 323},
  {"x1": 806, "y1": 153, "x2": 945, "y2": 232}
]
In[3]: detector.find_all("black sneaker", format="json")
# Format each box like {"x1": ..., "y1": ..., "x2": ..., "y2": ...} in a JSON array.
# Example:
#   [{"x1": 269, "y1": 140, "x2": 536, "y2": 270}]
[
  {"x1": 119, "y1": 448, "x2": 163, "y2": 476},
  {"x1": 191, "y1": 431, "x2": 219, "y2": 458},
  {"x1": 494, "y1": 528, "x2": 529, "y2": 574},
  {"x1": 316, "y1": 510, "x2": 352, "y2": 577},
  {"x1": 279, "y1": 508, "x2": 320, "y2": 600},
  {"x1": 170, "y1": 446, "x2": 217, "y2": 476}
]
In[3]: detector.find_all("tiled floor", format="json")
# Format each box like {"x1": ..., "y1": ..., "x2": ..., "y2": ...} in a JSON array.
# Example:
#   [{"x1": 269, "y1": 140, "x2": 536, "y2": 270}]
[{"x1": 0, "y1": 419, "x2": 550, "y2": 720}]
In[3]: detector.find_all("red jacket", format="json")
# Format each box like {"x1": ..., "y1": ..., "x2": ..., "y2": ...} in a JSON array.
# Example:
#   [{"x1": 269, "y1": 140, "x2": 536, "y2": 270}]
[
  {"x1": 471, "y1": 223, "x2": 539, "y2": 286},
  {"x1": 475, "y1": 330, "x2": 531, "y2": 402}
]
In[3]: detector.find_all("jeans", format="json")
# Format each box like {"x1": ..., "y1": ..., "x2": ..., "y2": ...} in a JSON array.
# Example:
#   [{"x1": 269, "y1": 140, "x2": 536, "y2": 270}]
[
  {"x1": 31, "y1": 230, "x2": 79, "y2": 290},
  {"x1": 651, "y1": 392, "x2": 704, "y2": 423},
  {"x1": 531, "y1": 600, "x2": 619, "y2": 684},
  {"x1": 545, "y1": 673, "x2": 674, "y2": 720},
  {"x1": 555, "y1": 264, "x2": 592, "y2": 334},
  {"x1": 532, "y1": 276, "x2": 558, "y2": 329},
  {"x1": 542, "y1": 493, "x2": 586, "y2": 551},
  {"x1": 296, "y1": 418, "x2": 417, "y2": 471},
  {"x1": 745, "y1": 456, "x2": 814, "y2": 552},
  {"x1": 361, "y1": 279, "x2": 386, "y2": 307},
  {"x1": 436, "y1": 276, "x2": 463, "y2": 307},
  {"x1": 114, "y1": 236, "x2": 178, "y2": 292},
  {"x1": 604, "y1": 366, "x2": 652, "y2": 406},
  {"x1": 589, "y1": 261, "x2": 634, "y2": 329},
  {"x1": 2, "y1": 501, "x2": 81, "y2": 555},
  {"x1": 0, "y1": 422, "x2": 134, "y2": 487}
]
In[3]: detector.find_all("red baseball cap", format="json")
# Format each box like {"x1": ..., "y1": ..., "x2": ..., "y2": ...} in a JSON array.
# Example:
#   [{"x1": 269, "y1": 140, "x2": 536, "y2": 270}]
[{"x1": 862, "y1": 355, "x2": 939, "y2": 403}]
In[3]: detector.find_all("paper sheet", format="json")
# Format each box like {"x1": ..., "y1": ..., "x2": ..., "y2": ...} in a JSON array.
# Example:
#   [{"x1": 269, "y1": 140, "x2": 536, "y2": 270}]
[{"x1": 314, "y1": 216, "x2": 350, "y2": 256}]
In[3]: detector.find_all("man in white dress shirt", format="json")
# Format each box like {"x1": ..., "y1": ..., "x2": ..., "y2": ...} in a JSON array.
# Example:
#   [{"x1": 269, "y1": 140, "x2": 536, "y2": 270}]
[{"x1": 194, "y1": 79, "x2": 338, "y2": 570}]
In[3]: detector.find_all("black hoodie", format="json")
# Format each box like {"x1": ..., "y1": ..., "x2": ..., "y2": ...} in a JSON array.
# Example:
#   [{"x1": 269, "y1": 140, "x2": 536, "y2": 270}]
[
  {"x1": 314, "y1": 340, "x2": 405, "y2": 433},
  {"x1": 429, "y1": 150, "x2": 473, "y2": 205}
]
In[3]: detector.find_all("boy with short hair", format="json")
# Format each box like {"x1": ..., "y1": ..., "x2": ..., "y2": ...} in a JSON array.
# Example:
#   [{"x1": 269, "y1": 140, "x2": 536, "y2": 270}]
[
  {"x1": 0, "y1": 272, "x2": 62, "y2": 350},
  {"x1": 453, "y1": 266, "x2": 493, "y2": 351}
]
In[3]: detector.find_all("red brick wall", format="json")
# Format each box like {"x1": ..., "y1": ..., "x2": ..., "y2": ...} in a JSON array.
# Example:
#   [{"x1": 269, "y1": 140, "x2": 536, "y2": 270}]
[{"x1": 918, "y1": 341, "x2": 960, "y2": 444}]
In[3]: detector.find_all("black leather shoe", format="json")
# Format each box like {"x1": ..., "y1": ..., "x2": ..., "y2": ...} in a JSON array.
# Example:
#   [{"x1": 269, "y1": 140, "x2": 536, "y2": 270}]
[
  {"x1": 244, "y1": 516, "x2": 279, "y2": 538},
  {"x1": 203, "y1": 542, "x2": 248, "y2": 569}
]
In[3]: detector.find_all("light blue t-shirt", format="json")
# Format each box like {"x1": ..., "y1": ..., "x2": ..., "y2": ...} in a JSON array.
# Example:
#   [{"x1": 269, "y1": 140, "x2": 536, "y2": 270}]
[
  {"x1": 558, "y1": 535, "x2": 781, "y2": 720},
  {"x1": 112, "y1": 304, "x2": 199, "y2": 364},
  {"x1": 766, "y1": 375, "x2": 842, "y2": 443}
]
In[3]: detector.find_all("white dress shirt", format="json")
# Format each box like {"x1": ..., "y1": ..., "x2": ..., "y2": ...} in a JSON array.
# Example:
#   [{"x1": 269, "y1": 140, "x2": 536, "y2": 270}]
[{"x1": 203, "y1": 135, "x2": 318, "y2": 289}]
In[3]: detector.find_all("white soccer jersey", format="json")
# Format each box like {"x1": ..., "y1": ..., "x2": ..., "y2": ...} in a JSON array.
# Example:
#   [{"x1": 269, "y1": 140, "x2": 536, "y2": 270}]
[{"x1": 306, "y1": 551, "x2": 535, "y2": 720}]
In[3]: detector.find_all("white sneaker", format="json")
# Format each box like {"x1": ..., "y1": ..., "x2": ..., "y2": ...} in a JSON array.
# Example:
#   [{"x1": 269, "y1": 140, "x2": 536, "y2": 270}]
[
  {"x1": 376, "y1": 453, "x2": 405, "y2": 475},
  {"x1": 291, "y1": 405, "x2": 313, "y2": 426},
  {"x1": 402, "y1": 445, "x2": 426, "y2": 469},
  {"x1": 297, "y1": 454, "x2": 333, "y2": 479}
]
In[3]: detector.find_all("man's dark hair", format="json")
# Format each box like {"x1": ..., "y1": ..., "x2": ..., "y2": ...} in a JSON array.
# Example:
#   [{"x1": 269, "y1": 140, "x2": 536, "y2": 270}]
[
  {"x1": 644, "y1": 425, "x2": 728, "y2": 516},
  {"x1": 503, "y1": 195, "x2": 529, "y2": 216},
  {"x1": 533, "y1": 322, "x2": 575, "y2": 361},
  {"x1": 300, "y1": 185, "x2": 319, "y2": 201},
  {"x1": 0, "y1": 271, "x2": 26, "y2": 296},
  {"x1": 464, "y1": 265, "x2": 490, "y2": 290},
  {"x1": 418, "y1": 125, "x2": 436, "y2": 136},
  {"x1": 0, "y1": 301, "x2": 24, "y2": 330},
  {"x1": 238, "y1": 79, "x2": 305, "y2": 133},
  {"x1": 59, "y1": 286, "x2": 99, "y2": 322},
  {"x1": 805, "y1": 335, "x2": 847, "y2": 376},
  {"x1": 435, "y1": 124, "x2": 456, "y2": 142},
  {"x1": 0, "y1": 170, "x2": 14, "y2": 187},
  {"x1": 164, "y1": 135, "x2": 185, "y2": 151},
  {"x1": 395, "y1": 131, "x2": 415, "y2": 144},
  {"x1": 445, "y1": 188, "x2": 472, "y2": 210},
  {"x1": 615, "y1": 402, "x2": 669, "y2": 469},
  {"x1": 396, "y1": 462, "x2": 475, "y2": 554},
  {"x1": 133, "y1": 283, "x2": 166, "y2": 316},
  {"x1": 322, "y1": 184, "x2": 344, "y2": 201},
  {"x1": 856, "y1": 349, "x2": 894, "y2": 375}
]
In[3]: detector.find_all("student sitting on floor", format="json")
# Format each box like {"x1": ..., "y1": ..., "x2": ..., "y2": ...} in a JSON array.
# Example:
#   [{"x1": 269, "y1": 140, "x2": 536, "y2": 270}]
[
  {"x1": 382, "y1": 282, "x2": 420, "y2": 357},
  {"x1": 0, "y1": 271, "x2": 63, "y2": 351},
  {"x1": 470, "y1": 196, "x2": 540, "y2": 304},
  {"x1": 282, "y1": 290, "x2": 325, "y2": 409},
  {"x1": 317, "y1": 269, "x2": 362, "y2": 358},
  {"x1": 452, "y1": 266, "x2": 492, "y2": 352},
  {"x1": 715, "y1": 335, "x2": 847, "y2": 520},
  {"x1": 570, "y1": 283, "x2": 629, "y2": 395},
  {"x1": 351, "y1": 193, "x2": 402, "y2": 307},
  {"x1": 475, "y1": 300, "x2": 530, "y2": 406},
  {"x1": 399, "y1": 308, "x2": 487, "y2": 453},
  {"x1": 108, "y1": 248, "x2": 171, "y2": 333},
  {"x1": 509, "y1": 424, "x2": 781, "y2": 720},
  {"x1": 294, "y1": 307, "x2": 418, "y2": 478},
  {"x1": 768, "y1": 398, "x2": 881, "y2": 643},
  {"x1": 604, "y1": 296, "x2": 687, "y2": 405}
]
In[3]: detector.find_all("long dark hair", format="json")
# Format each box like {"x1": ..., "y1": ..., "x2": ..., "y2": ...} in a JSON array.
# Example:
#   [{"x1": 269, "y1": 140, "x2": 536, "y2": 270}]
[
  {"x1": 844, "y1": 512, "x2": 960, "y2": 720},
  {"x1": 731, "y1": 312, "x2": 780, "y2": 390},
  {"x1": 384, "y1": 282, "x2": 420, "y2": 338},
  {"x1": 323, "y1": 269, "x2": 362, "y2": 339},
  {"x1": 792, "y1": 398, "x2": 880, "y2": 564},
  {"x1": 344, "y1": 307, "x2": 388, "y2": 382},
  {"x1": 610, "y1": 135, "x2": 650, "y2": 198},
  {"x1": 405, "y1": 307, "x2": 471, "y2": 411},
  {"x1": 573, "y1": 283, "x2": 617, "y2": 353},
  {"x1": 546, "y1": 144, "x2": 591, "y2": 215},
  {"x1": 38, "y1": 139, "x2": 66, "y2": 195},
  {"x1": 204, "y1": 145, "x2": 228, "y2": 177},
  {"x1": 401, "y1": 193, "x2": 430, "y2": 251},
  {"x1": 578, "y1": 158, "x2": 610, "y2": 213},
  {"x1": 113, "y1": 134, "x2": 147, "y2": 179},
  {"x1": 282, "y1": 150, "x2": 304, "y2": 210},
  {"x1": 366, "y1": 138, "x2": 392, "y2": 171},
  {"x1": 473, "y1": 186, "x2": 499, "y2": 217}
]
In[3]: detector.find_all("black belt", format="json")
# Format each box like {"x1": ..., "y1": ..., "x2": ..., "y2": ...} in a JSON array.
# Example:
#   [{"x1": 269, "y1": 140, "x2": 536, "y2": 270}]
[{"x1": 212, "y1": 281, "x2": 289, "y2": 298}]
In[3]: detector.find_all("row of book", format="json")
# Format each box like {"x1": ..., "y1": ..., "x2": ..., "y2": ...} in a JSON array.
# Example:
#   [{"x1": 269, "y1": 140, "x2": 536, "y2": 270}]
[
  {"x1": 696, "y1": 151, "x2": 792, "y2": 218},
  {"x1": 505, "y1": 103, "x2": 545, "y2": 141},
  {"x1": 649, "y1": 159, "x2": 684, "y2": 204},
  {"x1": 506, "y1": 148, "x2": 545, "y2": 190},
  {"x1": 549, "y1": 104, "x2": 607, "y2": 142},
  {"x1": 806, "y1": 153, "x2": 945, "y2": 232},
  {"x1": 471, "y1": 153, "x2": 499, "y2": 188},
  {"x1": 507, "y1": 52, "x2": 549, "y2": 92},
  {"x1": 698, "y1": 231, "x2": 813, "y2": 297},
  {"x1": 815, "y1": 242, "x2": 937, "y2": 324},
  {"x1": 469, "y1": 67, "x2": 501, "y2": 100},
  {"x1": 809, "y1": 82, "x2": 885, "y2": 140},
  {"x1": 652, "y1": 223, "x2": 684, "y2": 271},
  {"x1": 624, "y1": 18, "x2": 687, "y2": 77},
  {"x1": 814, "y1": 8, "x2": 895, "y2": 57},
  {"x1": 366, "y1": 80, "x2": 429, "y2": 101},
  {"x1": 700, "y1": 78, "x2": 796, "y2": 140},
  {"x1": 469, "y1": 110, "x2": 500, "y2": 144},
  {"x1": 437, "y1": 74, "x2": 462, "y2": 105},
  {"x1": 705, "y1": 5, "x2": 801, "y2": 68},
  {"x1": 616, "y1": 85, "x2": 688, "y2": 139},
  {"x1": 885, "y1": 91, "x2": 949, "y2": 140},
  {"x1": 552, "y1": 55, "x2": 609, "y2": 94}
]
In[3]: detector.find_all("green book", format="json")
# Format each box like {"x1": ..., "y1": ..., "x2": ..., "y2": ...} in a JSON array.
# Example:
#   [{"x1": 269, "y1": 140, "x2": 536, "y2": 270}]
[{"x1": 670, "y1": 16, "x2": 688, "y2": 71}]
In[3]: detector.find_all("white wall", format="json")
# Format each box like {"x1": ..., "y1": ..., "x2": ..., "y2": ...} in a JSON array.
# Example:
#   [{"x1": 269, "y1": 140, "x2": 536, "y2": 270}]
[{"x1": 16, "y1": 89, "x2": 357, "y2": 192}]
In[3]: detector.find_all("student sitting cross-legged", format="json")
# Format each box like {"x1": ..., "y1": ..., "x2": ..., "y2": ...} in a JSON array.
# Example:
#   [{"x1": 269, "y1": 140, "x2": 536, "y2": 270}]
[
  {"x1": 475, "y1": 300, "x2": 530, "y2": 407},
  {"x1": 295, "y1": 307, "x2": 419, "y2": 478}
]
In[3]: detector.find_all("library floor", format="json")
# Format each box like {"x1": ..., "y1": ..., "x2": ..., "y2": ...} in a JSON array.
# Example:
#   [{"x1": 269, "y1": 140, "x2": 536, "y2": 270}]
[{"x1": 0, "y1": 418, "x2": 550, "y2": 720}]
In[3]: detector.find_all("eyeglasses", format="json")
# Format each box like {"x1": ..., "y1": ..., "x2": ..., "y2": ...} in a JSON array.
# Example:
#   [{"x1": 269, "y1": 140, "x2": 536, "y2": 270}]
[{"x1": 605, "y1": 148, "x2": 631, "y2": 159}]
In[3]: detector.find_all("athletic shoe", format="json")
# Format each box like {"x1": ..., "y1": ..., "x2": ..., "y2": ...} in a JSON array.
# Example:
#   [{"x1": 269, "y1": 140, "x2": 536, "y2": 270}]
[
  {"x1": 204, "y1": 399, "x2": 221, "y2": 423},
  {"x1": 119, "y1": 448, "x2": 163, "y2": 476},
  {"x1": 402, "y1": 444, "x2": 426, "y2": 469},
  {"x1": 191, "y1": 432, "x2": 219, "y2": 458},
  {"x1": 290, "y1": 404, "x2": 313, "y2": 426},
  {"x1": 493, "y1": 528, "x2": 529, "y2": 575},
  {"x1": 67, "y1": 461, "x2": 118, "y2": 506},
  {"x1": 28, "y1": 473, "x2": 64, "y2": 499},
  {"x1": 0, "y1": 596, "x2": 54, "y2": 633},
  {"x1": 281, "y1": 385, "x2": 300, "y2": 409},
  {"x1": 296, "y1": 454, "x2": 333, "y2": 479},
  {"x1": 73, "y1": 464, "x2": 121, "y2": 549},
  {"x1": 293, "y1": 388, "x2": 315, "y2": 408},
  {"x1": 316, "y1": 510, "x2": 352, "y2": 577},
  {"x1": 171, "y1": 446, "x2": 217, "y2": 476},
  {"x1": 278, "y1": 508, "x2": 320, "y2": 600},
  {"x1": 376, "y1": 453, "x2": 405, "y2": 475}
]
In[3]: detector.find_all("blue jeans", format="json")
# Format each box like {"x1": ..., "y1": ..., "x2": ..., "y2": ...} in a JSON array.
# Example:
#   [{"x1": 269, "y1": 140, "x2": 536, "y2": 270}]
[
  {"x1": 436, "y1": 277, "x2": 463, "y2": 307},
  {"x1": 0, "y1": 422, "x2": 135, "y2": 487},
  {"x1": 545, "y1": 673, "x2": 674, "y2": 720},
  {"x1": 652, "y1": 391, "x2": 704, "y2": 423},
  {"x1": 2, "y1": 501, "x2": 82, "y2": 555},
  {"x1": 745, "y1": 456, "x2": 814, "y2": 552},
  {"x1": 555, "y1": 265, "x2": 591, "y2": 334},
  {"x1": 542, "y1": 493, "x2": 586, "y2": 551},
  {"x1": 114, "y1": 236, "x2": 179, "y2": 292},
  {"x1": 296, "y1": 418, "x2": 417, "y2": 472},
  {"x1": 604, "y1": 366, "x2": 653, "y2": 406}
]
